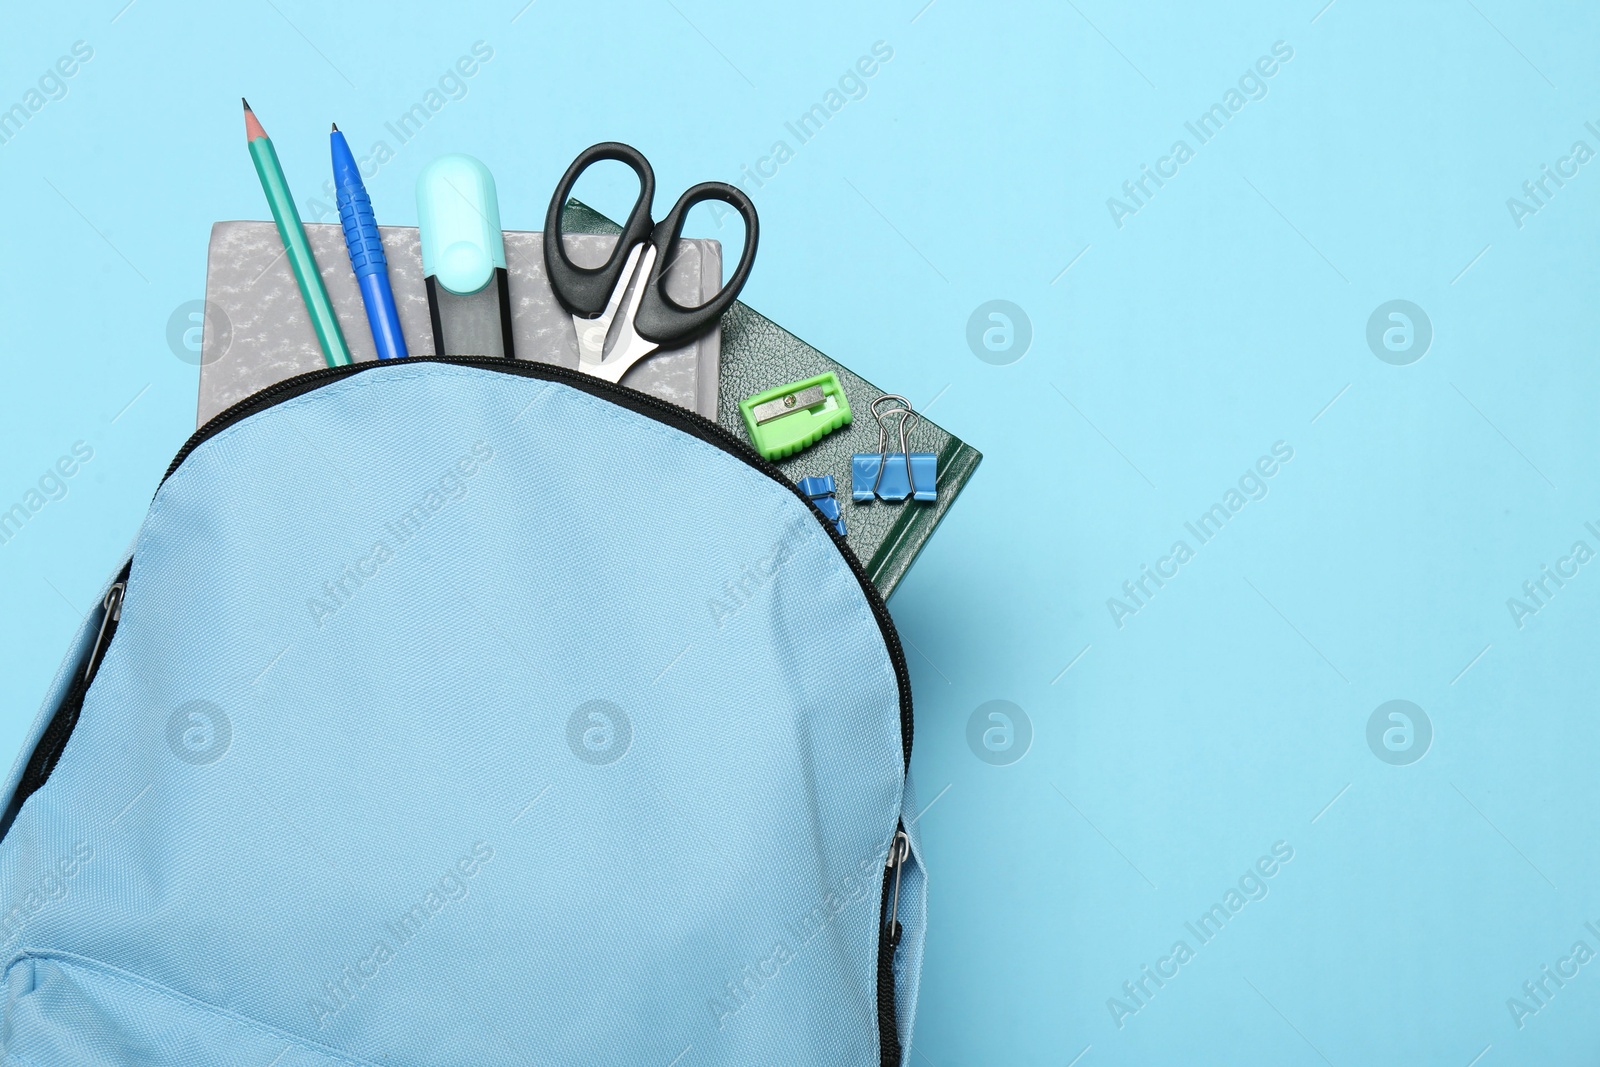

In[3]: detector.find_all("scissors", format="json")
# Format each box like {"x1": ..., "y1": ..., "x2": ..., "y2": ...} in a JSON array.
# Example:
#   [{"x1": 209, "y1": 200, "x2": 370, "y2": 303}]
[{"x1": 543, "y1": 142, "x2": 759, "y2": 384}]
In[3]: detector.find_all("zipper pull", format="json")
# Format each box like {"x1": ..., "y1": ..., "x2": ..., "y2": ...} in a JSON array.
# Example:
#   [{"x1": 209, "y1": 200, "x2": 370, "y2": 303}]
[
  {"x1": 884, "y1": 829, "x2": 910, "y2": 947},
  {"x1": 84, "y1": 581, "x2": 126, "y2": 682}
]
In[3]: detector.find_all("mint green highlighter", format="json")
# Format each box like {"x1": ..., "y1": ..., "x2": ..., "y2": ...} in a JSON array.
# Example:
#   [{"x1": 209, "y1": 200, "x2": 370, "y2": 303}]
[
  {"x1": 740, "y1": 373, "x2": 853, "y2": 460},
  {"x1": 417, "y1": 153, "x2": 514, "y2": 359}
]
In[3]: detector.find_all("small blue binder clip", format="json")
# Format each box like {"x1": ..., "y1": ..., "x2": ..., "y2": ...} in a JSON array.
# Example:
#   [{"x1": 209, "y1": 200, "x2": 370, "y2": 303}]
[
  {"x1": 852, "y1": 395, "x2": 937, "y2": 503},
  {"x1": 798, "y1": 474, "x2": 846, "y2": 536}
]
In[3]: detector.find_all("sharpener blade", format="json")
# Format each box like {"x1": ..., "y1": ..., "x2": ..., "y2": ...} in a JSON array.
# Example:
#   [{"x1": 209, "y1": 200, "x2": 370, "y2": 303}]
[{"x1": 751, "y1": 385, "x2": 827, "y2": 425}]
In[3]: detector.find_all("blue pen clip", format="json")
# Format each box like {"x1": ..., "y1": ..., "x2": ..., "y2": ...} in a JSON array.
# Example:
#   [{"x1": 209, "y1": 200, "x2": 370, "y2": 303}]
[{"x1": 852, "y1": 395, "x2": 937, "y2": 503}]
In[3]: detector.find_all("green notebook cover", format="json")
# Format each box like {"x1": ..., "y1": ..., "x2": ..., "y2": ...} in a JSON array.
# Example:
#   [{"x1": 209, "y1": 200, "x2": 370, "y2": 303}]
[{"x1": 563, "y1": 200, "x2": 982, "y2": 599}]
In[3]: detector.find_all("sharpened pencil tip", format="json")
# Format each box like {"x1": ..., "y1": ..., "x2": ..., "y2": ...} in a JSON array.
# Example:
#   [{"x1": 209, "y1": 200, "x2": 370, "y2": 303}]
[
  {"x1": 243, "y1": 102, "x2": 267, "y2": 142},
  {"x1": 241, "y1": 97, "x2": 251, "y2": 111}
]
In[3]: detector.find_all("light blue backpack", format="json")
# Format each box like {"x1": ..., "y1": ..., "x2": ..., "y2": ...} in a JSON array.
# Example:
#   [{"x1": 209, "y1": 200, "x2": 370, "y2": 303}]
[{"x1": 0, "y1": 358, "x2": 924, "y2": 1066}]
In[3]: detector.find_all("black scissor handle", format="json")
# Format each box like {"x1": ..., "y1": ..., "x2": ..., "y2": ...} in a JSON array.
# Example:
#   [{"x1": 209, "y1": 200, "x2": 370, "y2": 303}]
[
  {"x1": 543, "y1": 142, "x2": 657, "y2": 318},
  {"x1": 633, "y1": 182, "x2": 759, "y2": 347}
]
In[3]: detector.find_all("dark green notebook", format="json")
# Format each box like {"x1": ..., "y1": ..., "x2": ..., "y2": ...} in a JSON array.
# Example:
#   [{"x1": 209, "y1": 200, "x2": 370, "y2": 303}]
[{"x1": 563, "y1": 200, "x2": 982, "y2": 599}]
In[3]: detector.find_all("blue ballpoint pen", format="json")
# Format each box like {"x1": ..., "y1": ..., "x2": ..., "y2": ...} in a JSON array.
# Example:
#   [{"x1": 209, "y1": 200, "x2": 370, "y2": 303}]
[{"x1": 331, "y1": 124, "x2": 408, "y2": 360}]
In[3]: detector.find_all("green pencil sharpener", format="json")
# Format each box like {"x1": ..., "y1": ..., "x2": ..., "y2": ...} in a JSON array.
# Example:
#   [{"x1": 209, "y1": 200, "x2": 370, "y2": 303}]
[{"x1": 740, "y1": 373, "x2": 852, "y2": 461}]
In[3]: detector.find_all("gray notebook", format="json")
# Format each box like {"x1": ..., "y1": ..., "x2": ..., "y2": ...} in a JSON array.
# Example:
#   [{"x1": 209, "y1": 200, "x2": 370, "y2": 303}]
[{"x1": 198, "y1": 223, "x2": 721, "y2": 426}]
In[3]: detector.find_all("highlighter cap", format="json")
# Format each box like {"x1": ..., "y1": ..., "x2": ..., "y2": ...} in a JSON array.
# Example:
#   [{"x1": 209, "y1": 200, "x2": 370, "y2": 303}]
[{"x1": 416, "y1": 154, "x2": 506, "y2": 295}]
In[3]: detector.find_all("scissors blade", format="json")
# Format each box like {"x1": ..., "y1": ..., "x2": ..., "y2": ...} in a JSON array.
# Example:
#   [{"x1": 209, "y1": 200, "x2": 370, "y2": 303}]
[
  {"x1": 583, "y1": 244, "x2": 662, "y2": 383},
  {"x1": 574, "y1": 241, "x2": 645, "y2": 368},
  {"x1": 587, "y1": 325, "x2": 661, "y2": 384},
  {"x1": 573, "y1": 314, "x2": 608, "y2": 365}
]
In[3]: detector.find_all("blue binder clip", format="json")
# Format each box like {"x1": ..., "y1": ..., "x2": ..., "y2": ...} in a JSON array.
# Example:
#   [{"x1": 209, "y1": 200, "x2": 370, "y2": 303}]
[
  {"x1": 852, "y1": 395, "x2": 936, "y2": 503},
  {"x1": 797, "y1": 474, "x2": 846, "y2": 536}
]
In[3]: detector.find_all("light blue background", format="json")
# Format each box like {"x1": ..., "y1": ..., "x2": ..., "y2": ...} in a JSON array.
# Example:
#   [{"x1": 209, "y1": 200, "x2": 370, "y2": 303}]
[{"x1": 1, "y1": 1, "x2": 1596, "y2": 1063}]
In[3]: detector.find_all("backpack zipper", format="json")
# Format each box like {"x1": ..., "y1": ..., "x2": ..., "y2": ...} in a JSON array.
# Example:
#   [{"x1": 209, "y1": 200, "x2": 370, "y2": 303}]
[
  {"x1": 883, "y1": 828, "x2": 910, "y2": 947},
  {"x1": 878, "y1": 826, "x2": 910, "y2": 1066},
  {"x1": 1, "y1": 566, "x2": 130, "y2": 838},
  {"x1": 85, "y1": 581, "x2": 126, "y2": 681}
]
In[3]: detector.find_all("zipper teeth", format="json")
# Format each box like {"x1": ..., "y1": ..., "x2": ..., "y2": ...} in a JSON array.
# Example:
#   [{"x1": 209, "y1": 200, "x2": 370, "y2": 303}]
[
  {"x1": 164, "y1": 355, "x2": 914, "y2": 768},
  {"x1": 877, "y1": 860, "x2": 903, "y2": 1067}
]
